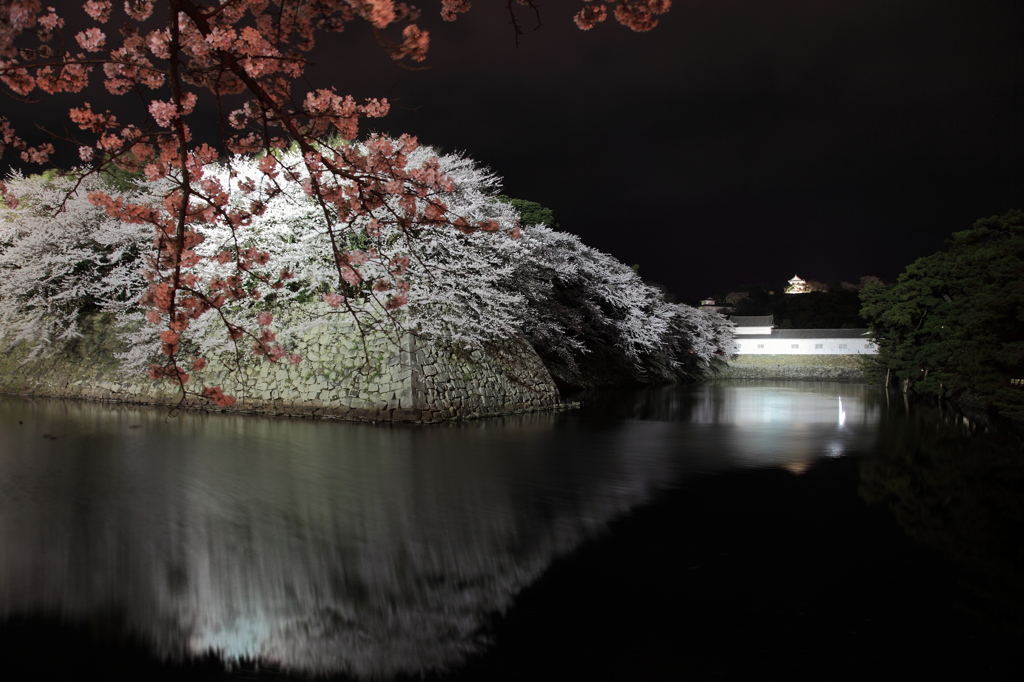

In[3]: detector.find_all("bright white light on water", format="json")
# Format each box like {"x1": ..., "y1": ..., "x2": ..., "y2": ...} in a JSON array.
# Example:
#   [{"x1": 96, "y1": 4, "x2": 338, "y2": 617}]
[
  {"x1": 825, "y1": 441, "x2": 845, "y2": 458},
  {"x1": 704, "y1": 388, "x2": 864, "y2": 426}
]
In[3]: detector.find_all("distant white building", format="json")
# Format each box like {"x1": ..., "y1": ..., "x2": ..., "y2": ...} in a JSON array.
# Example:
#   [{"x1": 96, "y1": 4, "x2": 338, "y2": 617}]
[{"x1": 729, "y1": 315, "x2": 877, "y2": 355}]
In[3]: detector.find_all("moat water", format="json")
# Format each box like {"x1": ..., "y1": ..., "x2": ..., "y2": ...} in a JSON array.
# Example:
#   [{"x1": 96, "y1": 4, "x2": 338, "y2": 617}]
[{"x1": 0, "y1": 381, "x2": 1020, "y2": 680}]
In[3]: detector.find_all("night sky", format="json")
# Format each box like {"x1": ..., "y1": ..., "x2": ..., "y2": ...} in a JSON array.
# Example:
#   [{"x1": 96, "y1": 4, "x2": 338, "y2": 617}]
[{"x1": 5, "y1": 1, "x2": 1023, "y2": 300}]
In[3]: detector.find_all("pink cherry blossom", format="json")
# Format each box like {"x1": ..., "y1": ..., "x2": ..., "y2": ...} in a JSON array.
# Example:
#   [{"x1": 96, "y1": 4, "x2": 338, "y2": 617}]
[
  {"x1": 385, "y1": 293, "x2": 408, "y2": 311},
  {"x1": 441, "y1": 0, "x2": 471, "y2": 22},
  {"x1": 123, "y1": 1, "x2": 154, "y2": 22},
  {"x1": 82, "y1": 1, "x2": 111, "y2": 23},
  {"x1": 574, "y1": 4, "x2": 608, "y2": 30},
  {"x1": 147, "y1": 100, "x2": 177, "y2": 127},
  {"x1": 340, "y1": 265, "x2": 360, "y2": 285},
  {"x1": 20, "y1": 143, "x2": 53, "y2": 163},
  {"x1": 37, "y1": 9, "x2": 65, "y2": 32},
  {"x1": 75, "y1": 27, "x2": 105, "y2": 51}
]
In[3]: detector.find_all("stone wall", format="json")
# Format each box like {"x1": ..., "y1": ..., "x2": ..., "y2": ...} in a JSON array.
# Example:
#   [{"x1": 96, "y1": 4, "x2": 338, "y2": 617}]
[
  {"x1": 719, "y1": 354, "x2": 875, "y2": 382},
  {"x1": 0, "y1": 312, "x2": 564, "y2": 422}
]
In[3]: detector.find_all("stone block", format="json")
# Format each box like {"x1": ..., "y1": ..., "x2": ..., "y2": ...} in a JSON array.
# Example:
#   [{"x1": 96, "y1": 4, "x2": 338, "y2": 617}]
[{"x1": 392, "y1": 408, "x2": 420, "y2": 422}]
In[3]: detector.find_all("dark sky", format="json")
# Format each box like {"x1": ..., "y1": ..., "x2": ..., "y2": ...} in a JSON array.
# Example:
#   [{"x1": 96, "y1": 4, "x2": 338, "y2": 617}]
[{"x1": 5, "y1": 1, "x2": 1023, "y2": 300}]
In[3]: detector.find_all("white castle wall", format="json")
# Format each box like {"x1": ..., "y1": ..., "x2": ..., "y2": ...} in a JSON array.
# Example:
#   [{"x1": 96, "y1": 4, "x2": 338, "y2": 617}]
[{"x1": 734, "y1": 335, "x2": 877, "y2": 355}]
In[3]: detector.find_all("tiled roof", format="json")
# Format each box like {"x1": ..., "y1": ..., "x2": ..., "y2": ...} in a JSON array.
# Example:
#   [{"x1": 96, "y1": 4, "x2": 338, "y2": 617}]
[{"x1": 736, "y1": 329, "x2": 873, "y2": 339}]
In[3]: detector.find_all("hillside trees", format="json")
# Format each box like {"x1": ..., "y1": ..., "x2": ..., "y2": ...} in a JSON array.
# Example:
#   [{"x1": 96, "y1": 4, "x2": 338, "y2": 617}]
[
  {"x1": 860, "y1": 210, "x2": 1024, "y2": 419},
  {"x1": 771, "y1": 289, "x2": 864, "y2": 328},
  {"x1": 723, "y1": 282, "x2": 868, "y2": 328},
  {"x1": 0, "y1": 0, "x2": 673, "y2": 404}
]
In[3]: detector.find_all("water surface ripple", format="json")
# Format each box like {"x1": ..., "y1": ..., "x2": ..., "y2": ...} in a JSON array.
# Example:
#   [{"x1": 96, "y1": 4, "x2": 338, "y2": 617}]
[{"x1": 0, "y1": 382, "x2": 893, "y2": 677}]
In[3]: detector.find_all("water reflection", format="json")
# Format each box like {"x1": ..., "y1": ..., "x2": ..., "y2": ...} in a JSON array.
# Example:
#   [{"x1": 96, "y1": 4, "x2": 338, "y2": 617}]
[
  {"x1": 860, "y1": 399, "x2": 1024, "y2": 626},
  {"x1": 579, "y1": 381, "x2": 882, "y2": 473},
  {"x1": 0, "y1": 383, "x2": 882, "y2": 677}
]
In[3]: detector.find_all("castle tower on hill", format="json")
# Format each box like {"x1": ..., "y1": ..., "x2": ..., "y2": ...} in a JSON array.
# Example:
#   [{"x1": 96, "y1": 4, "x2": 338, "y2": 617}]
[{"x1": 785, "y1": 274, "x2": 808, "y2": 294}]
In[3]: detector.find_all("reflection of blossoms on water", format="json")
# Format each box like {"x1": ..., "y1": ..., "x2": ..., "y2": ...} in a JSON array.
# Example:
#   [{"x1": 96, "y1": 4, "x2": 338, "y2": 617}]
[
  {"x1": 0, "y1": 383, "x2": 883, "y2": 677},
  {"x1": 0, "y1": 401, "x2": 677, "y2": 678}
]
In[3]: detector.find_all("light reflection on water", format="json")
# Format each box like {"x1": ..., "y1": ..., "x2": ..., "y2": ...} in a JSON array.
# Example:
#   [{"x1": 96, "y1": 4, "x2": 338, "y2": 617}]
[
  {"x1": 0, "y1": 382, "x2": 882, "y2": 677},
  {"x1": 580, "y1": 381, "x2": 882, "y2": 474}
]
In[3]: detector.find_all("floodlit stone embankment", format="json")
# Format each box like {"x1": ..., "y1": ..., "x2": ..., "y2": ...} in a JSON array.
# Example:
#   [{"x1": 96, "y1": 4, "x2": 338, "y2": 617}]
[
  {"x1": 0, "y1": 313, "x2": 564, "y2": 423},
  {"x1": 720, "y1": 354, "x2": 872, "y2": 382}
]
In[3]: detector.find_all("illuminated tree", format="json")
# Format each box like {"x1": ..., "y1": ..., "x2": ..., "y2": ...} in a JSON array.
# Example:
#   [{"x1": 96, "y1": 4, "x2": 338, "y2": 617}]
[
  {"x1": 179, "y1": 143, "x2": 528, "y2": 362},
  {"x1": 0, "y1": 0, "x2": 672, "y2": 405},
  {"x1": 0, "y1": 169, "x2": 153, "y2": 356},
  {"x1": 501, "y1": 225, "x2": 734, "y2": 388},
  {"x1": 1, "y1": 144, "x2": 730, "y2": 393}
]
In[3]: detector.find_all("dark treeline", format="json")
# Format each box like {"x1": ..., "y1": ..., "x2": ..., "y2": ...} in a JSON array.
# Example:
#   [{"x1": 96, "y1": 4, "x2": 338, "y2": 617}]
[
  {"x1": 714, "y1": 285, "x2": 867, "y2": 329},
  {"x1": 860, "y1": 210, "x2": 1024, "y2": 421}
]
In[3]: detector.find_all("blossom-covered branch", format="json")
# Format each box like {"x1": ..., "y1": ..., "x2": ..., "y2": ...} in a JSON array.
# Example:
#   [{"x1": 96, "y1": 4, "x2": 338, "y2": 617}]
[{"x1": 0, "y1": 0, "x2": 673, "y2": 405}]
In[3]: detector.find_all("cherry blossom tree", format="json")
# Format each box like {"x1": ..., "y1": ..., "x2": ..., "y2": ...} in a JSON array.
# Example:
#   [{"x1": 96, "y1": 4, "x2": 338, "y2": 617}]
[
  {"x1": 194, "y1": 144, "x2": 734, "y2": 386},
  {"x1": 502, "y1": 224, "x2": 734, "y2": 388},
  {"x1": 0, "y1": 169, "x2": 154, "y2": 356},
  {"x1": 177, "y1": 143, "x2": 529, "y2": 364},
  {"x1": 0, "y1": 143, "x2": 730, "y2": 394},
  {"x1": 0, "y1": 0, "x2": 672, "y2": 405}
]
